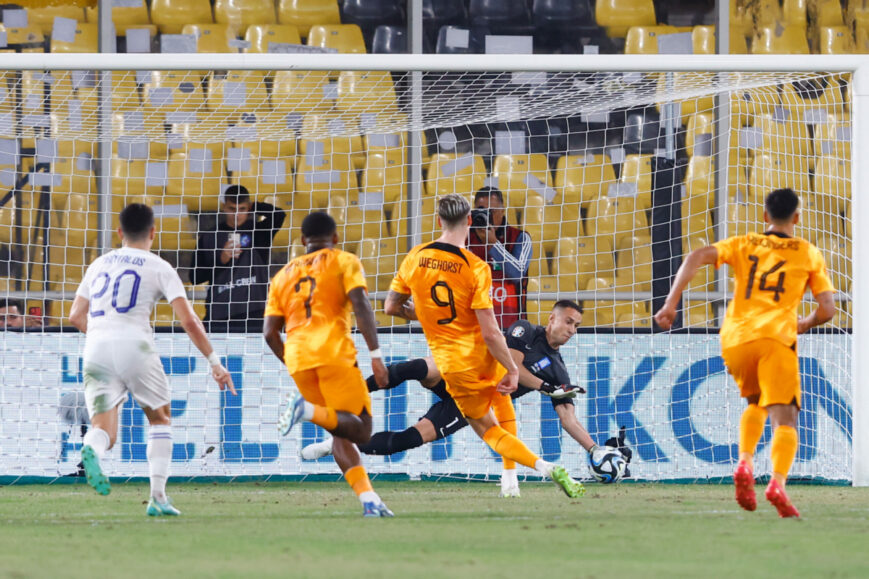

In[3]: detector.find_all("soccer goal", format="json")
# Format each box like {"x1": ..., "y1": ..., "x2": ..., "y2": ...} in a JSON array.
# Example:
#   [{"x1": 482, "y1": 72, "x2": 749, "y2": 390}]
[{"x1": 0, "y1": 52, "x2": 864, "y2": 486}]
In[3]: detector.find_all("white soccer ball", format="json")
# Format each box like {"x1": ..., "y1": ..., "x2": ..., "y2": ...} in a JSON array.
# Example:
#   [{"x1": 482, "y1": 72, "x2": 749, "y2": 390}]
[{"x1": 588, "y1": 446, "x2": 627, "y2": 484}]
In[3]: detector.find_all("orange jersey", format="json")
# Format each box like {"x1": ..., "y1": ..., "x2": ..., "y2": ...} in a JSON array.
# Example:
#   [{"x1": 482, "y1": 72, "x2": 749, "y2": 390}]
[
  {"x1": 265, "y1": 248, "x2": 367, "y2": 373},
  {"x1": 714, "y1": 232, "x2": 835, "y2": 349},
  {"x1": 390, "y1": 241, "x2": 495, "y2": 374}
]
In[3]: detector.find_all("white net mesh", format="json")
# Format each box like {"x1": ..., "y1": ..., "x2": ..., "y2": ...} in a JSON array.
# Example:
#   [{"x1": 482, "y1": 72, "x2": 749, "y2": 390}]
[{"x1": 0, "y1": 64, "x2": 853, "y2": 483}]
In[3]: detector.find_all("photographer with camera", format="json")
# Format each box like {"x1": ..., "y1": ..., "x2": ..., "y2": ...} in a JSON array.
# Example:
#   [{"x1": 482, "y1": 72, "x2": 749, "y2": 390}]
[{"x1": 468, "y1": 187, "x2": 532, "y2": 328}]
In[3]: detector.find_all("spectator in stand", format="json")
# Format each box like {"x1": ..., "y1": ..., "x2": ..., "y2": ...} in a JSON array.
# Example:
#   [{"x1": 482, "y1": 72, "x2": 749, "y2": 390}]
[
  {"x1": 0, "y1": 298, "x2": 25, "y2": 329},
  {"x1": 192, "y1": 186, "x2": 285, "y2": 332},
  {"x1": 467, "y1": 187, "x2": 532, "y2": 328}
]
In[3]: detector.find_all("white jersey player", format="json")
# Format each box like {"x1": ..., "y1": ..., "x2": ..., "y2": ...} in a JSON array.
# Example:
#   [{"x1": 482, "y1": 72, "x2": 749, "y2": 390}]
[{"x1": 69, "y1": 203, "x2": 235, "y2": 516}]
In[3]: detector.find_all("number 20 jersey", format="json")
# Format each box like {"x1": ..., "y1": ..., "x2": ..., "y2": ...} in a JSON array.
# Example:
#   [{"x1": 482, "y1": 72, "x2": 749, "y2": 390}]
[
  {"x1": 265, "y1": 248, "x2": 368, "y2": 374},
  {"x1": 391, "y1": 242, "x2": 495, "y2": 374},
  {"x1": 76, "y1": 247, "x2": 187, "y2": 341},
  {"x1": 713, "y1": 232, "x2": 835, "y2": 350}
]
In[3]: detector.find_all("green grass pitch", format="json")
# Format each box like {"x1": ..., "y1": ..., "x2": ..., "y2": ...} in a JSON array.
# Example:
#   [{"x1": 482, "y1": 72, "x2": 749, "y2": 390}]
[{"x1": 1, "y1": 481, "x2": 868, "y2": 578}]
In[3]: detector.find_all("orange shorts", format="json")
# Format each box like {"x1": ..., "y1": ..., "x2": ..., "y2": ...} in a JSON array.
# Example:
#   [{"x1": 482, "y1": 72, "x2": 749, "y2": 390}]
[
  {"x1": 721, "y1": 338, "x2": 800, "y2": 408},
  {"x1": 442, "y1": 362, "x2": 508, "y2": 420},
  {"x1": 291, "y1": 364, "x2": 372, "y2": 416}
]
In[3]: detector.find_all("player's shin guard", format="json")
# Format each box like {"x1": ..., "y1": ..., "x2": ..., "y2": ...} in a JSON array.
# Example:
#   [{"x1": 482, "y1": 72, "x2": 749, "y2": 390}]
[
  {"x1": 366, "y1": 358, "x2": 429, "y2": 392},
  {"x1": 482, "y1": 426, "x2": 540, "y2": 470},
  {"x1": 739, "y1": 404, "x2": 768, "y2": 459},
  {"x1": 770, "y1": 425, "x2": 798, "y2": 482},
  {"x1": 358, "y1": 428, "x2": 424, "y2": 456},
  {"x1": 147, "y1": 425, "x2": 172, "y2": 502}
]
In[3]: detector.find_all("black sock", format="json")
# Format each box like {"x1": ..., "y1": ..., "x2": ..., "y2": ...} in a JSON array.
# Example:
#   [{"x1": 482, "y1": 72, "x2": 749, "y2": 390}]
[
  {"x1": 358, "y1": 428, "x2": 425, "y2": 455},
  {"x1": 366, "y1": 358, "x2": 430, "y2": 392}
]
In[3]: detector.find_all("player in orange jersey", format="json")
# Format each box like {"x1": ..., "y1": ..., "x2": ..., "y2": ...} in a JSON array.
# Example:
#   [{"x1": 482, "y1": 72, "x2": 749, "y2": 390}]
[
  {"x1": 264, "y1": 212, "x2": 392, "y2": 517},
  {"x1": 384, "y1": 193, "x2": 584, "y2": 498},
  {"x1": 655, "y1": 188, "x2": 836, "y2": 518}
]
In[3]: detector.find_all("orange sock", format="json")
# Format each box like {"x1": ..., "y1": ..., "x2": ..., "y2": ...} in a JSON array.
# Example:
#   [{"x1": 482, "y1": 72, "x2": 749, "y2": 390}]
[
  {"x1": 770, "y1": 425, "x2": 798, "y2": 481},
  {"x1": 739, "y1": 404, "x2": 768, "y2": 460},
  {"x1": 493, "y1": 395, "x2": 518, "y2": 471},
  {"x1": 311, "y1": 406, "x2": 338, "y2": 431},
  {"x1": 344, "y1": 465, "x2": 373, "y2": 497},
  {"x1": 482, "y1": 426, "x2": 539, "y2": 469}
]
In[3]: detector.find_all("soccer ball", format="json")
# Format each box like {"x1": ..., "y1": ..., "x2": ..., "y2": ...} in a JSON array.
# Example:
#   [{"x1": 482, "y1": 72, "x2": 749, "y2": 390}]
[{"x1": 588, "y1": 446, "x2": 627, "y2": 484}]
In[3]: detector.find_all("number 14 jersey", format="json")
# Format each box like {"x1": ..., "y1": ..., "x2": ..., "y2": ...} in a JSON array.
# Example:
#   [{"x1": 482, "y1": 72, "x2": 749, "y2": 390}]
[
  {"x1": 714, "y1": 232, "x2": 835, "y2": 349},
  {"x1": 391, "y1": 242, "x2": 495, "y2": 374},
  {"x1": 265, "y1": 248, "x2": 368, "y2": 373}
]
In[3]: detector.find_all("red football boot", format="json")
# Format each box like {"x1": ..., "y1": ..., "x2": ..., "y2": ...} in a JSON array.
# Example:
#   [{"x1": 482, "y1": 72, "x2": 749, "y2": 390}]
[
  {"x1": 733, "y1": 461, "x2": 756, "y2": 512},
  {"x1": 765, "y1": 479, "x2": 800, "y2": 518}
]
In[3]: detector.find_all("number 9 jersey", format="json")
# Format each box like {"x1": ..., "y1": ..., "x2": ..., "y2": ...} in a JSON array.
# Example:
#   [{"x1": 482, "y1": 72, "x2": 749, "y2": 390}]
[
  {"x1": 390, "y1": 242, "x2": 495, "y2": 375},
  {"x1": 713, "y1": 232, "x2": 835, "y2": 349},
  {"x1": 76, "y1": 247, "x2": 187, "y2": 341}
]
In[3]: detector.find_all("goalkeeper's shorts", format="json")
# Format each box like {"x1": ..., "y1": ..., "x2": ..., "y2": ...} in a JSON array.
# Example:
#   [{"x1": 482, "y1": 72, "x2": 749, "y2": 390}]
[
  {"x1": 722, "y1": 338, "x2": 800, "y2": 408},
  {"x1": 291, "y1": 364, "x2": 371, "y2": 417}
]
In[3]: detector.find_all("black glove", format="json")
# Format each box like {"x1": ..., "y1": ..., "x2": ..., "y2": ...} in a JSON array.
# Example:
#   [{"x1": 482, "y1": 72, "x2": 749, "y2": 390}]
[
  {"x1": 604, "y1": 425, "x2": 633, "y2": 463},
  {"x1": 539, "y1": 382, "x2": 586, "y2": 399}
]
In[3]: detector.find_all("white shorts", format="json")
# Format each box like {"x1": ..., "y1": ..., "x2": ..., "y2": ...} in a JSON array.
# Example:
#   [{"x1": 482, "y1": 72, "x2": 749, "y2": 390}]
[{"x1": 82, "y1": 337, "x2": 170, "y2": 417}]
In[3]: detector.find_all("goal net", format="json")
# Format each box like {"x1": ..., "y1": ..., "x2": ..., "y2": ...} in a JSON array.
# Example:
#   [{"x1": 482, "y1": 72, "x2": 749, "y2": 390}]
[{"x1": 0, "y1": 55, "x2": 856, "y2": 484}]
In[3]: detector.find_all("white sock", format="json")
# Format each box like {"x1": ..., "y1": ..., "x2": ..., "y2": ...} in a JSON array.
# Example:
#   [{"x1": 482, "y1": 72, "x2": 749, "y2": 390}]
[
  {"x1": 535, "y1": 459, "x2": 555, "y2": 477},
  {"x1": 302, "y1": 401, "x2": 315, "y2": 422},
  {"x1": 147, "y1": 425, "x2": 172, "y2": 502},
  {"x1": 359, "y1": 491, "x2": 381, "y2": 505},
  {"x1": 501, "y1": 468, "x2": 519, "y2": 489},
  {"x1": 82, "y1": 427, "x2": 110, "y2": 459}
]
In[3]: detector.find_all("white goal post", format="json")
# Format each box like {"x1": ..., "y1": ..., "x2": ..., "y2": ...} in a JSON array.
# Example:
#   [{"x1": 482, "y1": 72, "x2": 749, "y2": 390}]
[{"x1": 0, "y1": 53, "x2": 864, "y2": 485}]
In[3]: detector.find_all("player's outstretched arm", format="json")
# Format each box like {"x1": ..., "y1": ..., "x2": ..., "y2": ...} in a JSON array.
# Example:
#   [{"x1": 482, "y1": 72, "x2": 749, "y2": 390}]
[
  {"x1": 798, "y1": 291, "x2": 836, "y2": 334},
  {"x1": 383, "y1": 290, "x2": 417, "y2": 321},
  {"x1": 68, "y1": 296, "x2": 89, "y2": 334},
  {"x1": 170, "y1": 297, "x2": 236, "y2": 395},
  {"x1": 654, "y1": 245, "x2": 719, "y2": 330},
  {"x1": 475, "y1": 308, "x2": 519, "y2": 393},
  {"x1": 348, "y1": 287, "x2": 389, "y2": 389}
]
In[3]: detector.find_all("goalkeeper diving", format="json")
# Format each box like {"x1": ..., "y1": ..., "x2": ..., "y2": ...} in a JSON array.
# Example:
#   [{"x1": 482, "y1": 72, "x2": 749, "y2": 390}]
[{"x1": 303, "y1": 300, "x2": 632, "y2": 496}]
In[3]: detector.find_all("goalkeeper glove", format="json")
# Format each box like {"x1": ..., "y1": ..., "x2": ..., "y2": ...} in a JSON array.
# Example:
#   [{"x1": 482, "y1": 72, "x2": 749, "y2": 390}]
[{"x1": 539, "y1": 382, "x2": 586, "y2": 399}]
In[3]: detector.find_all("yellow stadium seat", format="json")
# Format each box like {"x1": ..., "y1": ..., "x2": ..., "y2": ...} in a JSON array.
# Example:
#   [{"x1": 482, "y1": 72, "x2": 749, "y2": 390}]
[
  {"x1": 358, "y1": 237, "x2": 399, "y2": 292},
  {"x1": 425, "y1": 153, "x2": 486, "y2": 197},
  {"x1": 492, "y1": 153, "x2": 553, "y2": 203},
  {"x1": 143, "y1": 70, "x2": 206, "y2": 120},
  {"x1": 814, "y1": 154, "x2": 851, "y2": 217},
  {"x1": 729, "y1": 26, "x2": 749, "y2": 54},
  {"x1": 30, "y1": 6, "x2": 86, "y2": 36},
  {"x1": 278, "y1": 0, "x2": 341, "y2": 37},
  {"x1": 729, "y1": 76, "x2": 781, "y2": 126},
  {"x1": 152, "y1": 0, "x2": 213, "y2": 34},
  {"x1": 727, "y1": 200, "x2": 764, "y2": 238},
  {"x1": 111, "y1": 159, "x2": 167, "y2": 200},
  {"x1": 229, "y1": 108, "x2": 298, "y2": 160},
  {"x1": 214, "y1": 0, "x2": 276, "y2": 29},
  {"x1": 750, "y1": 0, "x2": 783, "y2": 28},
  {"x1": 551, "y1": 153, "x2": 615, "y2": 249},
  {"x1": 230, "y1": 145, "x2": 294, "y2": 201},
  {"x1": 684, "y1": 155, "x2": 714, "y2": 209},
  {"x1": 595, "y1": 0, "x2": 657, "y2": 37},
  {"x1": 848, "y1": 0, "x2": 869, "y2": 27},
  {"x1": 755, "y1": 109, "x2": 812, "y2": 158},
  {"x1": 362, "y1": 147, "x2": 405, "y2": 207},
  {"x1": 685, "y1": 112, "x2": 713, "y2": 157},
  {"x1": 336, "y1": 71, "x2": 399, "y2": 116},
  {"x1": 751, "y1": 25, "x2": 810, "y2": 54},
  {"x1": 748, "y1": 152, "x2": 812, "y2": 202},
  {"x1": 587, "y1": 194, "x2": 648, "y2": 254},
  {"x1": 344, "y1": 206, "x2": 389, "y2": 244},
  {"x1": 692, "y1": 25, "x2": 715, "y2": 54},
  {"x1": 85, "y1": 3, "x2": 150, "y2": 35},
  {"x1": 619, "y1": 154, "x2": 653, "y2": 211},
  {"x1": 614, "y1": 243, "x2": 652, "y2": 293},
  {"x1": 272, "y1": 70, "x2": 333, "y2": 113},
  {"x1": 295, "y1": 152, "x2": 357, "y2": 216},
  {"x1": 47, "y1": 244, "x2": 92, "y2": 294},
  {"x1": 811, "y1": 0, "x2": 846, "y2": 29},
  {"x1": 782, "y1": 0, "x2": 808, "y2": 28},
  {"x1": 166, "y1": 140, "x2": 227, "y2": 213},
  {"x1": 794, "y1": 192, "x2": 834, "y2": 243},
  {"x1": 49, "y1": 21, "x2": 97, "y2": 53},
  {"x1": 206, "y1": 70, "x2": 270, "y2": 124},
  {"x1": 308, "y1": 24, "x2": 366, "y2": 54},
  {"x1": 616, "y1": 311, "x2": 653, "y2": 328},
  {"x1": 299, "y1": 113, "x2": 365, "y2": 171},
  {"x1": 816, "y1": 235, "x2": 851, "y2": 294},
  {"x1": 685, "y1": 302, "x2": 714, "y2": 327},
  {"x1": 624, "y1": 25, "x2": 678, "y2": 54},
  {"x1": 244, "y1": 24, "x2": 302, "y2": 52},
  {"x1": 153, "y1": 209, "x2": 197, "y2": 252},
  {"x1": 6, "y1": 25, "x2": 45, "y2": 53},
  {"x1": 584, "y1": 277, "x2": 616, "y2": 327},
  {"x1": 818, "y1": 25, "x2": 855, "y2": 54},
  {"x1": 112, "y1": 111, "x2": 167, "y2": 158},
  {"x1": 182, "y1": 23, "x2": 240, "y2": 53},
  {"x1": 731, "y1": 0, "x2": 753, "y2": 39}
]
